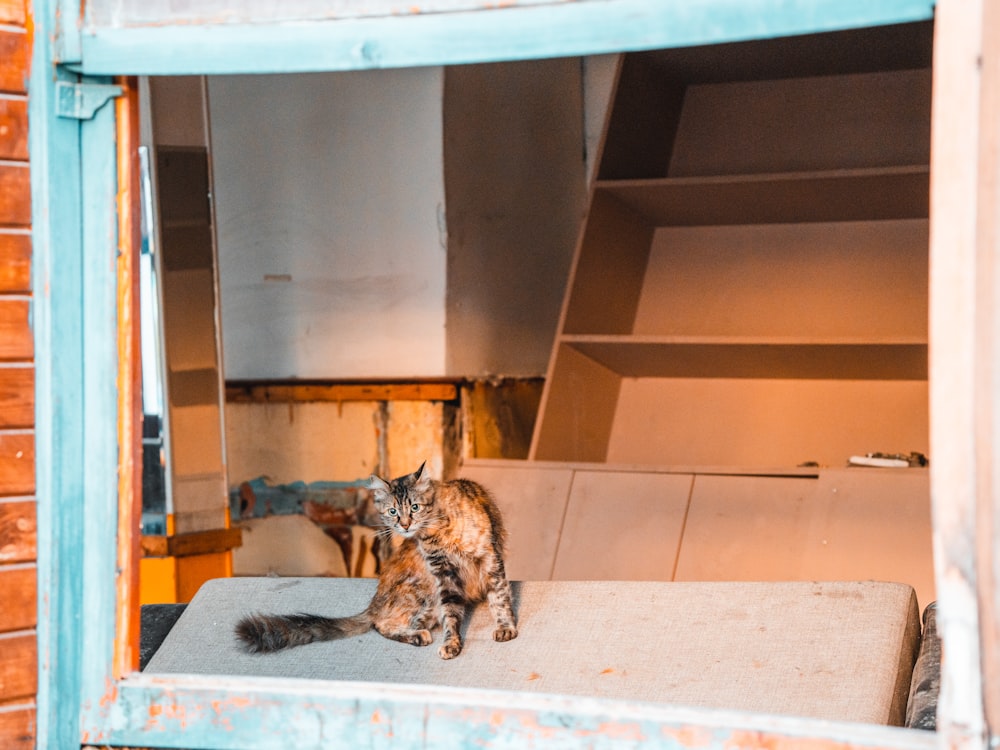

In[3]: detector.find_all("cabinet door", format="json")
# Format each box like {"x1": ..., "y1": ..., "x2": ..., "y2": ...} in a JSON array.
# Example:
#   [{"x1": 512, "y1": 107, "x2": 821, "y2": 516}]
[
  {"x1": 675, "y1": 471, "x2": 934, "y2": 610},
  {"x1": 461, "y1": 462, "x2": 575, "y2": 580},
  {"x1": 552, "y1": 471, "x2": 693, "y2": 580}
]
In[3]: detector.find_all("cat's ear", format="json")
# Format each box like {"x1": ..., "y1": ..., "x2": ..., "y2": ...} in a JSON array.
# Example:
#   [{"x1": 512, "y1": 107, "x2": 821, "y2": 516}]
[
  {"x1": 368, "y1": 474, "x2": 391, "y2": 502},
  {"x1": 412, "y1": 461, "x2": 432, "y2": 492}
]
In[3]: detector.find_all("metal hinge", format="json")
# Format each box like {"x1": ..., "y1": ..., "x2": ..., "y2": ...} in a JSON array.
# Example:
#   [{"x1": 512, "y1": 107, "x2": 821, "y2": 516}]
[{"x1": 56, "y1": 81, "x2": 123, "y2": 120}]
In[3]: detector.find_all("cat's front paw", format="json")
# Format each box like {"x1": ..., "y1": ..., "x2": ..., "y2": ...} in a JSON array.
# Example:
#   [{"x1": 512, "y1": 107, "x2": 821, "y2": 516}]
[
  {"x1": 409, "y1": 629, "x2": 433, "y2": 646},
  {"x1": 438, "y1": 640, "x2": 462, "y2": 659},
  {"x1": 493, "y1": 626, "x2": 518, "y2": 642}
]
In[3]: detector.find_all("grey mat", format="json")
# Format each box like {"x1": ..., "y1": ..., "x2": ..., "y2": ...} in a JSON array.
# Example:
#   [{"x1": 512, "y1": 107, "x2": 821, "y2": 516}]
[{"x1": 145, "y1": 578, "x2": 920, "y2": 725}]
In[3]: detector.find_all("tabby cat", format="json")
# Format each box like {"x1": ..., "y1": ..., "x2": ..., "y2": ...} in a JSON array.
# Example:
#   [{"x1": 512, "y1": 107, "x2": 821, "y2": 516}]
[{"x1": 234, "y1": 462, "x2": 518, "y2": 659}]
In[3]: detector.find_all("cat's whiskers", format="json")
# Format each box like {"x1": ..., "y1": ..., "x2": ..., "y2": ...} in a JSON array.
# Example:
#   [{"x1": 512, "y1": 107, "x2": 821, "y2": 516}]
[{"x1": 373, "y1": 526, "x2": 396, "y2": 542}]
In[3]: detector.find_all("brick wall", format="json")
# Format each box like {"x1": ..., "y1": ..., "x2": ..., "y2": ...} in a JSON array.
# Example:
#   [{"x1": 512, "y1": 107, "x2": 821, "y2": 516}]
[{"x1": 0, "y1": 0, "x2": 38, "y2": 747}]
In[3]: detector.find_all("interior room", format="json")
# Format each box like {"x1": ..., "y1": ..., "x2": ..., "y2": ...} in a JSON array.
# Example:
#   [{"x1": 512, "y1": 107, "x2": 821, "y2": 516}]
[
  {"x1": 138, "y1": 18, "x2": 935, "y2": 603},
  {"x1": 133, "y1": 14, "x2": 938, "y2": 737}
]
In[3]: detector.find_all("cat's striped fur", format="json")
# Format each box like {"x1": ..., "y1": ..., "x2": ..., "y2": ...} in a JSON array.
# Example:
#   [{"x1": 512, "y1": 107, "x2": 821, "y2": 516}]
[{"x1": 234, "y1": 462, "x2": 517, "y2": 659}]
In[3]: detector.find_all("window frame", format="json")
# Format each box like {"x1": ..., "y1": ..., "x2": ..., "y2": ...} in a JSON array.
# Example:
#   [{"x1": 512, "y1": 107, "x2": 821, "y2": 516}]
[{"x1": 32, "y1": 0, "x2": 991, "y2": 747}]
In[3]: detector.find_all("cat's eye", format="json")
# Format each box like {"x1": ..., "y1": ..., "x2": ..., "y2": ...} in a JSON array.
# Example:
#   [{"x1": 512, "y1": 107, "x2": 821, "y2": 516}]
[
  {"x1": 387, "y1": 508, "x2": 398, "y2": 516},
  {"x1": 410, "y1": 503, "x2": 420, "y2": 513}
]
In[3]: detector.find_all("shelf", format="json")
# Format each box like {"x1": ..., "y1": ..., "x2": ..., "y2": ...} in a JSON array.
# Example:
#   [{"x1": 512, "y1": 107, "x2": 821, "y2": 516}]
[
  {"x1": 463, "y1": 456, "x2": 824, "y2": 478},
  {"x1": 531, "y1": 35, "x2": 932, "y2": 467},
  {"x1": 562, "y1": 335, "x2": 927, "y2": 380},
  {"x1": 596, "y1": 166, "x2": 929, "y2": 226}
]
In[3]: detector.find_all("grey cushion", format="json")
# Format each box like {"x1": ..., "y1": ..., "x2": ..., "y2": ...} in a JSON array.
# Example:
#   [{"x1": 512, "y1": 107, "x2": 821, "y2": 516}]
[
  {"x1": 905, "y1": 602, "x2": 940, "y2": 729},
  {"x1": 145, "y1": 578, "x2": 920, "y2": 725}
]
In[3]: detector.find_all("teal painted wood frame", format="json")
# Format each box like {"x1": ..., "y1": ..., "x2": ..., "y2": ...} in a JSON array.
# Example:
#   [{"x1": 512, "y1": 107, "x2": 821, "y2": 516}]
[
  {"x1": 30, "y1": 48, "x2": 88, "y2": 750},
  {"x1": 77, "y1": 71, "x2": 123, "y2": 745},
  {"x1": 101, "y1": 674, "x2": 939, "y2": 750},
  {"x1": 32, "y1": 0, "x2": 946, "y2": 747},
  {"x1": 71, "y1": 0, "x2": 936, "y2": 75},
  {"x1": 31, "y1": 0, "x2": 124, "y2": 740}
]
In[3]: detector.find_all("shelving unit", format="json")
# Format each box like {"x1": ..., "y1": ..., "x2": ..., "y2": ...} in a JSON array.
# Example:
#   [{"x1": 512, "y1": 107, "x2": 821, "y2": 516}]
[
  {"x1": 561, "y1": 337, "x2": 927, "y2": 380},
  {"x1": 597, "y1": 166, "x2": 929, "y2": 227},
  {"x1": 530, "y1": 22, "x2": 933, "y2": 468}
]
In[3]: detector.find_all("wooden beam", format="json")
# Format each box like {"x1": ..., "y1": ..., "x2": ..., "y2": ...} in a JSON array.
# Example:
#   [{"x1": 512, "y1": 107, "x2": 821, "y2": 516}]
[
  {"x1": 975, "y1": 0, "x2": 1000, "y2": 735},
  {"x1": 76, "y1": 45, "x2": 127, "y2": 726},
  {"x1": 115, "y1": 76, "x2": 143, "y2": 679},
  {"x1": 103, "y1": 672, "x2": 939, "y2": 750},
  {"x1": 76, "y1": 0, "x2": 935, "y2": 77},
  {"x1": 929, "y1": 0, "x2": 989, "y2": 746},
  {"x1": 466, "y1": 379, "x2": 543, "y2": 460},
  {"x1": 28, "y1": 0, "x2": 92, "y2": 744},
  {"x1": 141, "y1": 527, "x2": 242, "y2": 558},
  {"x1": 226, "y1": 382, "x2": 458, "y2": 403}
]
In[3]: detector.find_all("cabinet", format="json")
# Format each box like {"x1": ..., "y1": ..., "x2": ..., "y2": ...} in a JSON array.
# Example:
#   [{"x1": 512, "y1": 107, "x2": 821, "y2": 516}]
[
  {"x1": 462, "y1": 459, "x2": 935, "y2": 612},
  {"x1": 530, "y1": 23, "x2": 933, "y2": 469}
]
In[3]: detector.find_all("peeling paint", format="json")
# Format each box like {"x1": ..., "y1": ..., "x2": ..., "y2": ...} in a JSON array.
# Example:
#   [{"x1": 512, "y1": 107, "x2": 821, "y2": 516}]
[
  {"x1": 103, "y1": 674, "x2": 942, "y2": 750},
  {"x1": 662, "y1": 725, "x2": 716, "y2": 748},
  {"x1": 581, "y1": 721, "x2": 647, "y2": 742},
  {"x1": 99, "y1": 677, "x2": 118, "y2": 708}
]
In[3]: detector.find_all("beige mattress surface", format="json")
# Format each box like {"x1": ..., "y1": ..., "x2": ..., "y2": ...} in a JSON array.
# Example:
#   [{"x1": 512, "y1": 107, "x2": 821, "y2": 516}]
[{"x1": 145, "y1": 578, "x2": 920, "y2": 726}]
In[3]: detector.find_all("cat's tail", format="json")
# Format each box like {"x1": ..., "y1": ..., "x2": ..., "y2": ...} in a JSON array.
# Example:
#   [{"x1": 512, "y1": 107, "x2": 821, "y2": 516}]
[{"x1": 235, "y1": 611, "x2": 373, "y2": 653}]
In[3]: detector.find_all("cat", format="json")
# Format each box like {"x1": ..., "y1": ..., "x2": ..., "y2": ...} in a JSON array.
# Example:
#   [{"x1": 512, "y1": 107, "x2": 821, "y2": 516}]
[{"x1": 234, "y1": 462, "x2": 518, "y2": 660}]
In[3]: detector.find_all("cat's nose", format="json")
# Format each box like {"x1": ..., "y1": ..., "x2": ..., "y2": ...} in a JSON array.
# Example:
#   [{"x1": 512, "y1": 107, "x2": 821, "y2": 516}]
[{"x1": 399, "y1": 518, "x2": 410, "y2": 530}]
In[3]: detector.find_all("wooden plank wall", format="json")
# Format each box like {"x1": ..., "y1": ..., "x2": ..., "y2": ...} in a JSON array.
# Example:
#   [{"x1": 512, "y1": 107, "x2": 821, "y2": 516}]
[{"x1": 0, "y1": 0, "x2": 37, "y2": 748}]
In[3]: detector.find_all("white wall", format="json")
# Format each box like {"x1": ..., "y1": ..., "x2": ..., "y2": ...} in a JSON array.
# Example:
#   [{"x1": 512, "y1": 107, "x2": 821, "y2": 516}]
[
  {"x1": 206, "y1": 59, "x2": 614, "y2": 382},
  {"x1": 207, "y1": 69, "x2": 447, "y2": 379}
]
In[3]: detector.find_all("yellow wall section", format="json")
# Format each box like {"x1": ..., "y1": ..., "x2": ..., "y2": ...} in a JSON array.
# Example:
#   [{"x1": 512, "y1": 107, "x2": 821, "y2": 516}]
[{"x1": 139, "y1": 557, "x2": 177, "y2": 604}]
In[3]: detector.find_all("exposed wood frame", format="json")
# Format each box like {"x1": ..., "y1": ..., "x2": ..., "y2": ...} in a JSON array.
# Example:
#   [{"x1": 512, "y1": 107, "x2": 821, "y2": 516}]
[
  {"x1": 225, "y1": 381, "x2": 459, "y2": 404},
  {"x1": 115, "y1": 75, "x2": 142, "y2": 678},
  {"x1": 140, "y1": 528, "x2": 242, "y2": 558},
  {"x1": 969, "y1": 1, "x2": 1000, "y2": 738},
  {"x1": 928, "y1": 0, "x2": 991, "y2": 746},
  {"x1": 973, "y1": 0, "x2": 1000, "y2": 733}
]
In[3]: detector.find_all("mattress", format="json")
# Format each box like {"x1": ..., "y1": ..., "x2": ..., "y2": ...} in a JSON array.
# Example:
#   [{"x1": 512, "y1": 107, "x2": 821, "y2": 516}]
[{"x1": 144, "y1": 578, "x2": 920, "y2": 726}]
